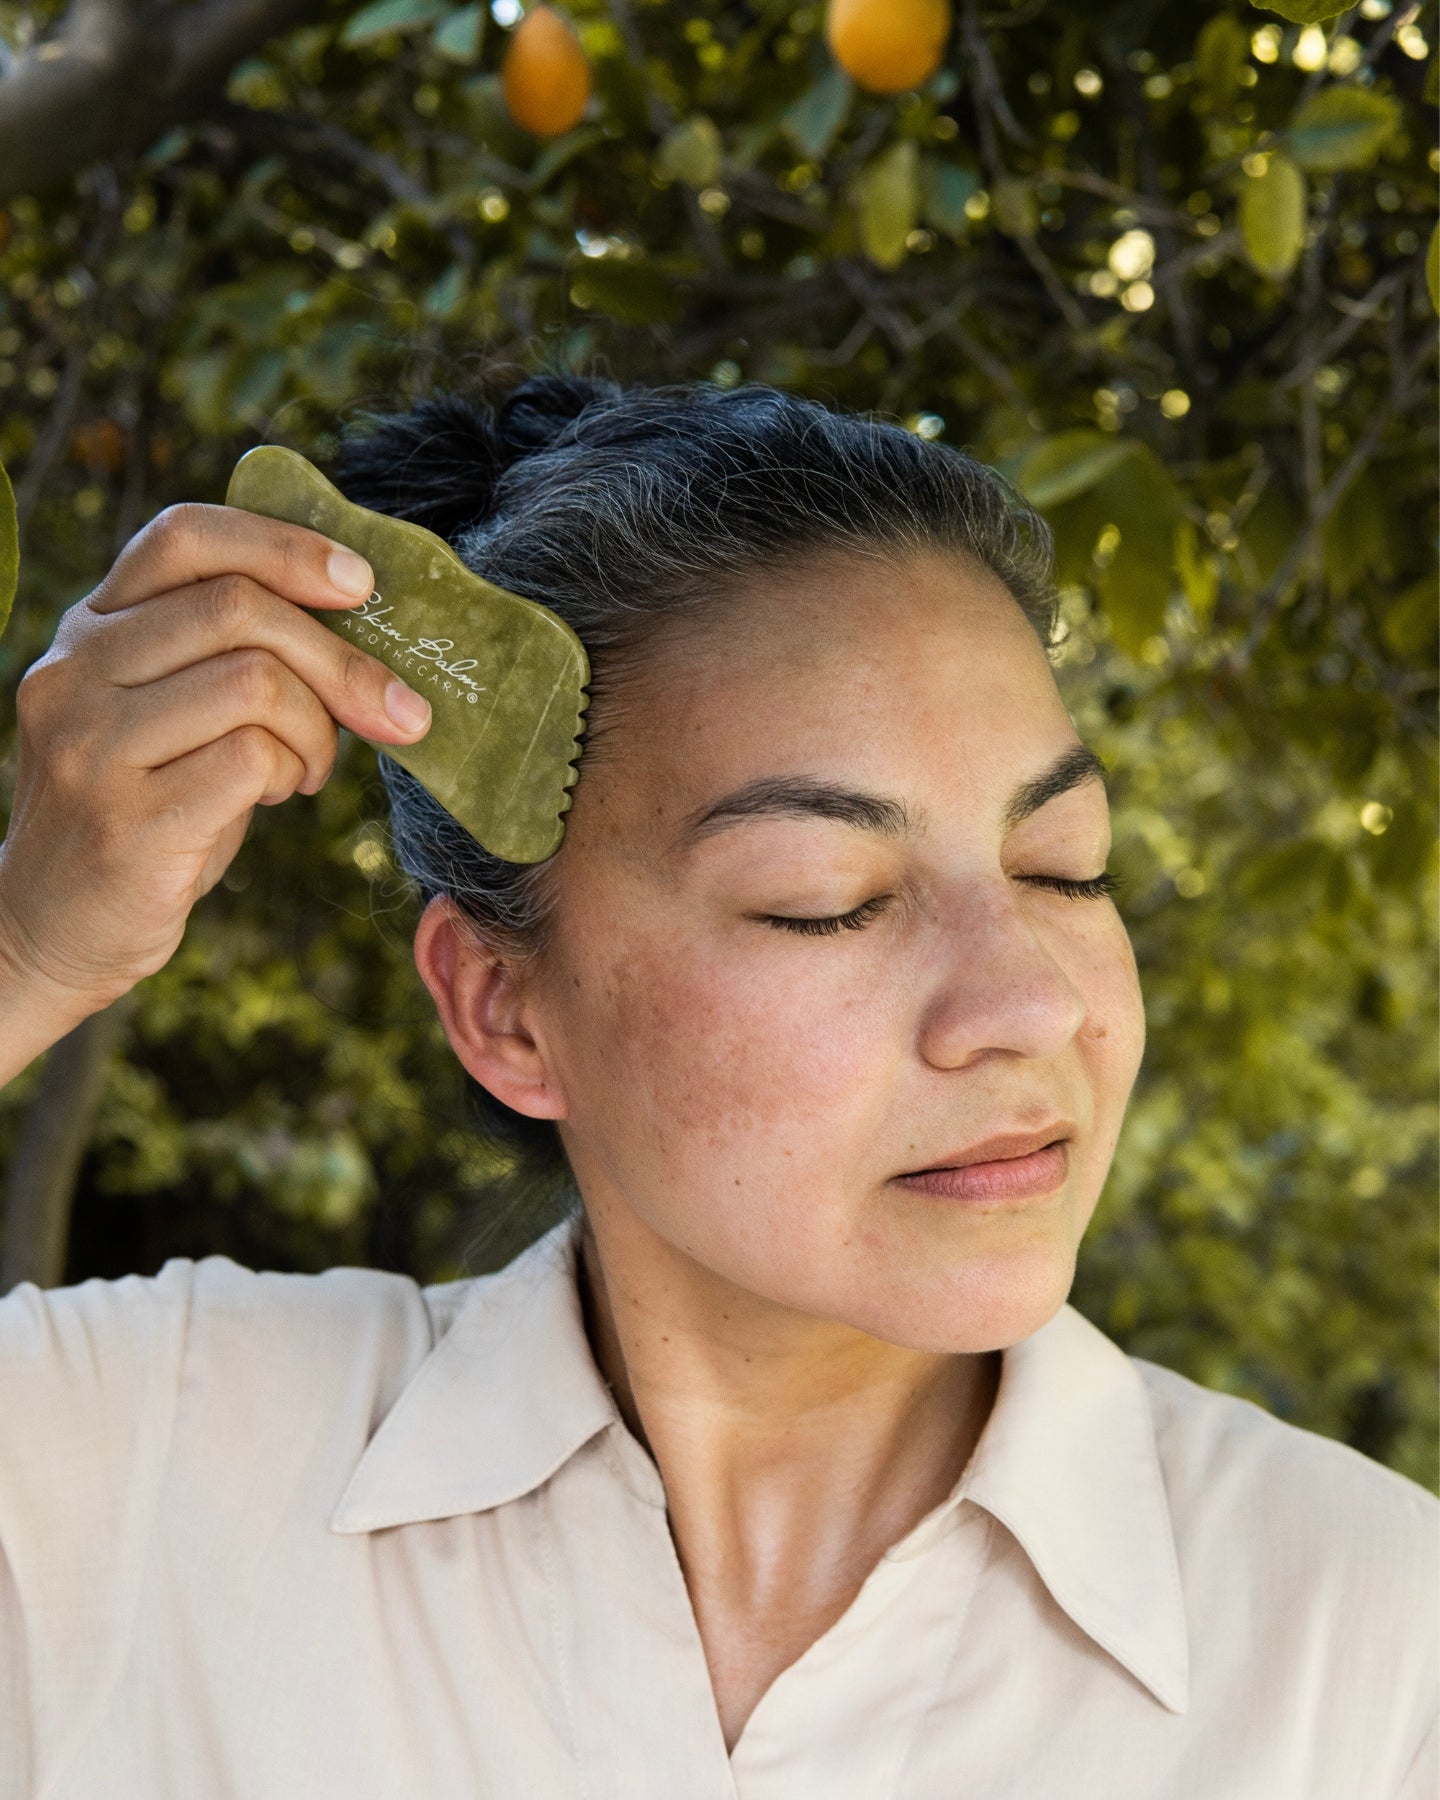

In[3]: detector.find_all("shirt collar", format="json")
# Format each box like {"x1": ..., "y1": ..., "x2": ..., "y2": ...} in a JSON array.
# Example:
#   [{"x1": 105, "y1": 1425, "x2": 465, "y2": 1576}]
[
  {"x1": 329, "y1": 1211, "x2": 616, "y2": 1534},
  {"x1": 957, "y1": 1301, "x2": 1190, "y2": 1714},
  {"x1": 330, "y1": 1214, "x2": 1188, "y2": 1715}
]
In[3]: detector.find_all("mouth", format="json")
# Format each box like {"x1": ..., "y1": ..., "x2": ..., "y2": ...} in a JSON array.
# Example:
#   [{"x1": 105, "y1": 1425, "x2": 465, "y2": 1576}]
[{"x1": 891, "y1": 1126, "x2": 1073, "y2": 1205}]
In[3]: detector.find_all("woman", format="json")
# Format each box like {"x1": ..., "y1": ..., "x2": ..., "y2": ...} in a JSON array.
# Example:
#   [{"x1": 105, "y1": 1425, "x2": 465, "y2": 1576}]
[{"x1": 0, "y1": 377, "x2": 1433, "y2": 1799}]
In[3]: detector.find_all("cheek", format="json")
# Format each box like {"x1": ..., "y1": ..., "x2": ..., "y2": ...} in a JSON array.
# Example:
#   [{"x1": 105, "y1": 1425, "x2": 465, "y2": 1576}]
[
  {"x1": 555, "y1": 920, "x2": 887, "y2": 1168},
  {"x1": 1072, "y1": 912, "x2": 1146, "y2": 1108}
]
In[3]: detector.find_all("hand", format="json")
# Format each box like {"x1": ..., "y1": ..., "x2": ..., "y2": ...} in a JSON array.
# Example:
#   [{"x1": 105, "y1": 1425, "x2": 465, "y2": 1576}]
[{"x1": 0, "y1": 501, "x2": 432, "y2": 1054}]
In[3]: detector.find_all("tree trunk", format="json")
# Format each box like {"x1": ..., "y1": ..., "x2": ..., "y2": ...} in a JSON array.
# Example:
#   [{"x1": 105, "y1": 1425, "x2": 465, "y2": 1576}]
[{"x1": 0, "y1": 995, "x2": 132, "y2": 1293}]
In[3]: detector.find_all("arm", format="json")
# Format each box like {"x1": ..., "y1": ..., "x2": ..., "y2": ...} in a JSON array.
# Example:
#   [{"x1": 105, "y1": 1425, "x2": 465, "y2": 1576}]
[
  {"x1": 0, "y1": 914, "x2": 114, "y2": 1090},
  {"x1": 0, "y1": 1259, "x2": 195, "y2": 1788},
  {"x1": 0, "y1": 500, "x2": 435, "y2": 1093}
]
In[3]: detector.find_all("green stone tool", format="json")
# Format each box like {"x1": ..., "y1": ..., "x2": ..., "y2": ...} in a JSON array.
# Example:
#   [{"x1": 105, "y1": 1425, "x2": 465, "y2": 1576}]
[{"x1": 225, "y1": 445, "x2": 589, "y2": 864}]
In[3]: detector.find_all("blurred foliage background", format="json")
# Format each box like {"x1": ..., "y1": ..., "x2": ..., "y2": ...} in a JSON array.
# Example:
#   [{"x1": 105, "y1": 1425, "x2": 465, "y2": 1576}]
[{"x1": 0, "y1": 0, "x2": 1434, "y2": 1488}]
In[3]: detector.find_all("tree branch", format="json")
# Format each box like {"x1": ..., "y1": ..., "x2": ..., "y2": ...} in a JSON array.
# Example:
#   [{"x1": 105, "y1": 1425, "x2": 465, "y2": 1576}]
[
  {"x1": 1230, "y1": 323, "x2": 1437, "y2": 669},
  {"x1": 0, "y1": 995, "x2": 133, "y2": 1293},
  {"x1": 605, "y1": 0, "x2": 729, "y2": 279},
  {"x1": 12, "y1": 165, "x2": 124, "y2": 563},
  {"x1": 0, "y1": 0, "x2": 321, "y2": 202}
]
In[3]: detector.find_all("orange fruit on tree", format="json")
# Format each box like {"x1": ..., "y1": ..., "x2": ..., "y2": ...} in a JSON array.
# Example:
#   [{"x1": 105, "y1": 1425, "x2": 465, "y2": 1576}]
[
  {"x1": 69, "y1": 418, "x2": 127, "y2": 477},
  {"x1": 825, "y1": 0, "x2": 952, "y2": 95},
  {"x1": 501, "y1": 6, "x2": 592, "y2": 138}
]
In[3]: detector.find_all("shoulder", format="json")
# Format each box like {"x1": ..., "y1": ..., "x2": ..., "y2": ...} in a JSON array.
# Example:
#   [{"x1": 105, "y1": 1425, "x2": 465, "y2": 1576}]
[
  {"x1": 0, "y1": 1253, "x2": 488, "y2": 1494},
  {"x1": 1124, "y1": 1351, "x2": 1437, "y2": 1794},
  {"x1": 1133, "y1": 1351, "x2": 1437, "y2": 1534},
  {"x1": 1130, "y1": 1350, "x2": 1437, "y2": 1640},
  {"x1": 172, "y1": 1254, "x2": 487, "y2": 1437}
]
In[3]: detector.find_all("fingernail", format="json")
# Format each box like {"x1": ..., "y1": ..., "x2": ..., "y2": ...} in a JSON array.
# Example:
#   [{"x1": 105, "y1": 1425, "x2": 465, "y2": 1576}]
[
  {"x1": 385, "y1": 679, "x2": 431, "y2": 734},
  {"x1": 327, "y1": 545, "x2": 374, "y2": 599}
]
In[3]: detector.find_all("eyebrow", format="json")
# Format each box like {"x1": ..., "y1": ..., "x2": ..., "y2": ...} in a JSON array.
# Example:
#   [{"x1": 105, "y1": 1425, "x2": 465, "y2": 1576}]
[
  {"x1": 1002, "y1": 744, "x2": 1108, "y2": 830},
  {"x1": 682, "y1": 776, "x2": 912, "y2": 843},
  {"x1": 680, "y1": 745, "x2": 1107, "y2": 845}
]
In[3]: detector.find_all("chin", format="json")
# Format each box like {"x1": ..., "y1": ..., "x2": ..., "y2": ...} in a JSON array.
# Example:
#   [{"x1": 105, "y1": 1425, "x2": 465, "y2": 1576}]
[{"x1": 827, "y1": 1236, "x2": 1082, "y2": 1356}]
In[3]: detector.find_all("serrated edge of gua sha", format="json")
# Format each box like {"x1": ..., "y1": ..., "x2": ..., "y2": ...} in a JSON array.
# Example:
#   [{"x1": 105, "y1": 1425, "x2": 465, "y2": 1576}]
[{"x1": 225, "y1": 444, "x2": 591, "y2": 865}]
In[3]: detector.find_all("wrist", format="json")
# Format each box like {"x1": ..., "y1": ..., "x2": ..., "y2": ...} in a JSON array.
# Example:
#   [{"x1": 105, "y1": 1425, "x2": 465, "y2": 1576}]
[{"x1": 0, "y1": 882, "x2": 115, "y2": 1088}]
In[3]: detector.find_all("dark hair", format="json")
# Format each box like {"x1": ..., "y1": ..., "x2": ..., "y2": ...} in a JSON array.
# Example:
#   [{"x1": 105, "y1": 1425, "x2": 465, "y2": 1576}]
[{"x1": 328, "y1": 375, "x2": 1056, "y2": 1197}]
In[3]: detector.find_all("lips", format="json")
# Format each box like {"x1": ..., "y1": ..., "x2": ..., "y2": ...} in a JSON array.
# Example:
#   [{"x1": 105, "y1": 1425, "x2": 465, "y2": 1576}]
[
  {"x1": 899, "y1": 1125, "x2": 1073, "y2": 1177},
  {"x1": 892, "y1": 1125, "x2": 1074, "y2": 1205}
]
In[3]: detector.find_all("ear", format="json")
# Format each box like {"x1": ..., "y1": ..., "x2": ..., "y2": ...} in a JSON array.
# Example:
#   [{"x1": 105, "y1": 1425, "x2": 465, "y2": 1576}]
[{"x1": 412, "y1": 895, "x2": 567, "y2": 1122}]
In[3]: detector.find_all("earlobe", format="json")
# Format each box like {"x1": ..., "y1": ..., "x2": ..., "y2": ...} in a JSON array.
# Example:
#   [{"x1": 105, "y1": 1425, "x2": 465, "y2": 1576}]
[{"x1": 412, "y1": 896, "x2": 567, "y2": 1122}]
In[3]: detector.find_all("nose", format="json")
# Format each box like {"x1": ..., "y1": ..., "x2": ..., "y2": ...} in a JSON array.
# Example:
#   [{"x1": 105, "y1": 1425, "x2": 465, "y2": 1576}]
[{"x1": 912, "y1": 884, "x2": 1088, "y2": 1071}]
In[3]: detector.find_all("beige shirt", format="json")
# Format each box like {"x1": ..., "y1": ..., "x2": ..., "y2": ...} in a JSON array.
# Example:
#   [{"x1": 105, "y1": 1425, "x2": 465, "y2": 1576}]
[{"x1": 1, "y1": 1213, "x2": 1435, "y2": 1800}]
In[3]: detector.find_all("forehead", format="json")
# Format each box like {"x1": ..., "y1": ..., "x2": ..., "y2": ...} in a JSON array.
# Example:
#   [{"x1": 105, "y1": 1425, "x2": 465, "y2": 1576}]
[{"x1": 571, "y1": 549, "x2": 1081, "y2": 847}]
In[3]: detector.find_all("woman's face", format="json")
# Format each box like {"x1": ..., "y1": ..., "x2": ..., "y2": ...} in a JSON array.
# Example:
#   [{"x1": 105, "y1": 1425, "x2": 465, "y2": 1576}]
[{"x1": 517, "y1": 550, "x2": 1143, "y2": 1353}]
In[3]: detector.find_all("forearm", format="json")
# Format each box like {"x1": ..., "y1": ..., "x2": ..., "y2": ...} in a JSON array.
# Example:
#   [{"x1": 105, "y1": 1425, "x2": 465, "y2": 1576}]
[{"x1": 0, "y1": 931, "x2": 109, "y2": 1090}]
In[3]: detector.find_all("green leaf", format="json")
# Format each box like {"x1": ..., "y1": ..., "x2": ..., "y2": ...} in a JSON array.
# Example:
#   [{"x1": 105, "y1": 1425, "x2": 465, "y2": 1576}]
[
  {"x1": 1426, "y1": 222, "x2": 1439, "y2": 314},
  {"x1": 854, "y1": 140, "x2": 919, "y2": 271},
  {"x1": 423, "y1": 262, "x2": 469, "y2": 318},
  {"x1": 141, "y1": 127, "x2": 192, "y2": 170},
  {"x1": 530, "y1": 124, "x2": 606, "y2": 189},
  {"x1": 461, "y1": 72, "x2": 532, "y2": 158},
  {"x1": 1369, "y1": 800, "x2": 1437, "y2": 888},
  {"x1": 1175, "y1": 517, "x2": 1218, "y2": 629},
  {"x1": 340, "y1": 0, "x2": 444, "y2": 49},
  {"x1": 1288, "y1": 87, "x2": 1400, "y2": 172},
  {"x1": 1239, "y1": 839, "x2": 1333, "y2": 906},
  {"x1": 1006, "y1": 429, "x2": 1138, "y2": 511},
  {"x1": 1236, "y1": 486, "x2": 1300, "y2": 595},
  {"x1": 228, "y1": 347, "x2": 289, "y2": 424},
  {"x1": 1195, "y1": 15, "x2": 1250, "y2": 109},
  {"x1": 433, "y1": 3, "x2": 485, "y2": 63},
  {"x1": 1239, "y1": 153, "x2": 1306, "y2": 281},
  {"x1": 780, "y1": 65, "x2": 853, "y2": 161},
  {"x1": 1321, "y1": 470, "x2": 1393, "y2": 598},
  {"x1": 0, "y1": 456, "x2": 16, "y2": 642},
  {"x1": 655, "y1": 117, "x2": 722, "y2": 189},
  {"x1": 921, "y1": 159, "x2": 980, "y2": 239},
  {"x1": 1381, "y1": 577, "x2": 1439, "y2": 659},
  {"x1": 225, "y1": 58, "x2": 288, "y2": 111},
  {"x1": 170, "y1": 347, "x2": 237, "y2": 435},
  {"x1": 568, "y1": 257, "x2": 683, "y2": 324},
  {"x1": 1091, "y1": 452, "x2": 1181, "y2": 656},
  {"x1": 1248, "y1": 0, "x2": 1351, "y2": 21},
  {"x1": 992, "y1": 175, "x2": 1038, "y2": 238},
  {"x1": 298, "y1": 322, "x2": 376, "y2": 407}
]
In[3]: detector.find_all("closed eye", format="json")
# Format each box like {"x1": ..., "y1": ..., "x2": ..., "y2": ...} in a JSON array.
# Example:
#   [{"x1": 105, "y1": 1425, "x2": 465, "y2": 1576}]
[
  {"x1": 1019, "y1": 872, "x2": 1118, "y2": 901},
  {"x1": 755, "y1": 894, "x2": 895, "y2": 937}
]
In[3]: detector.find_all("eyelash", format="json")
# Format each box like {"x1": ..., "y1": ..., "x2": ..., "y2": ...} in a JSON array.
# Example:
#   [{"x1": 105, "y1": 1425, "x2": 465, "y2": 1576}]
[
  {"x1": 1020, "y1": 871, "x2": 1119, "y2": 902},
  {"x1": 760, "y1": 895, "x2": 895, "y2": 937},
  {"x1": 760, "y1": 871, "x2": 1118, "y2": 937}
]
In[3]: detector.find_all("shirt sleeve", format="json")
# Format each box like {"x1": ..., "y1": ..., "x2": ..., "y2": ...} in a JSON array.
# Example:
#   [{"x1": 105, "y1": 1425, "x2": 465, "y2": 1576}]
[
  {"x1": 0, "y1": 1259, "x2": 197, "y2": 1790},
  {"x1": 1396, "y1": 1712, "x2": 1439, "y2": 1800}
]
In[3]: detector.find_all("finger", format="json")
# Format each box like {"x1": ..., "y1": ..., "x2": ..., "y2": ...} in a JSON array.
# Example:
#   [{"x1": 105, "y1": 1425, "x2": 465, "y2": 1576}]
[
  {"x1": 193, "y1": 810, "x2": 254, "y2": 901},
  {"x1": 112, "y1": 648, "x2": 340, "y2": 796},
  {"x1": 78, "y1": 573, "x2": 432, "y2": 747},
  {"x1": 89, "y1": 501, "x2": 376, "y2": 617},
  {"x1": 145, "y1": 724, "x2": 308, "y2": 832}
]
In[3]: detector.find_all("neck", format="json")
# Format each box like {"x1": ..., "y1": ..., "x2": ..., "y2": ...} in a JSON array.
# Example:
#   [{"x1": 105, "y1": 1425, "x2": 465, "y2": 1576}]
[{"x1": 575, "y1": 1195, "x2": 1000, "y2": 1750}]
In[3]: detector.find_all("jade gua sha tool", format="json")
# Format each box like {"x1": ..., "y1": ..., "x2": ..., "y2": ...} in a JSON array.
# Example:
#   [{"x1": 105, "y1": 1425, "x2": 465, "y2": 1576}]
[{"x1": 225, "y1": 445, "x2": 589, "y2": 864}]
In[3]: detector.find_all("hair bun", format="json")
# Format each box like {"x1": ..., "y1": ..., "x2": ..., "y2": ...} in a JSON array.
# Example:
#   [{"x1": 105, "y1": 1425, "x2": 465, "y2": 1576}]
[
  {"x1": 328, "y1": 390, "x2": 505, "y2": 543},
  {"x1": 328, "y1": 375, "x2": 617, "y2": 544}
]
